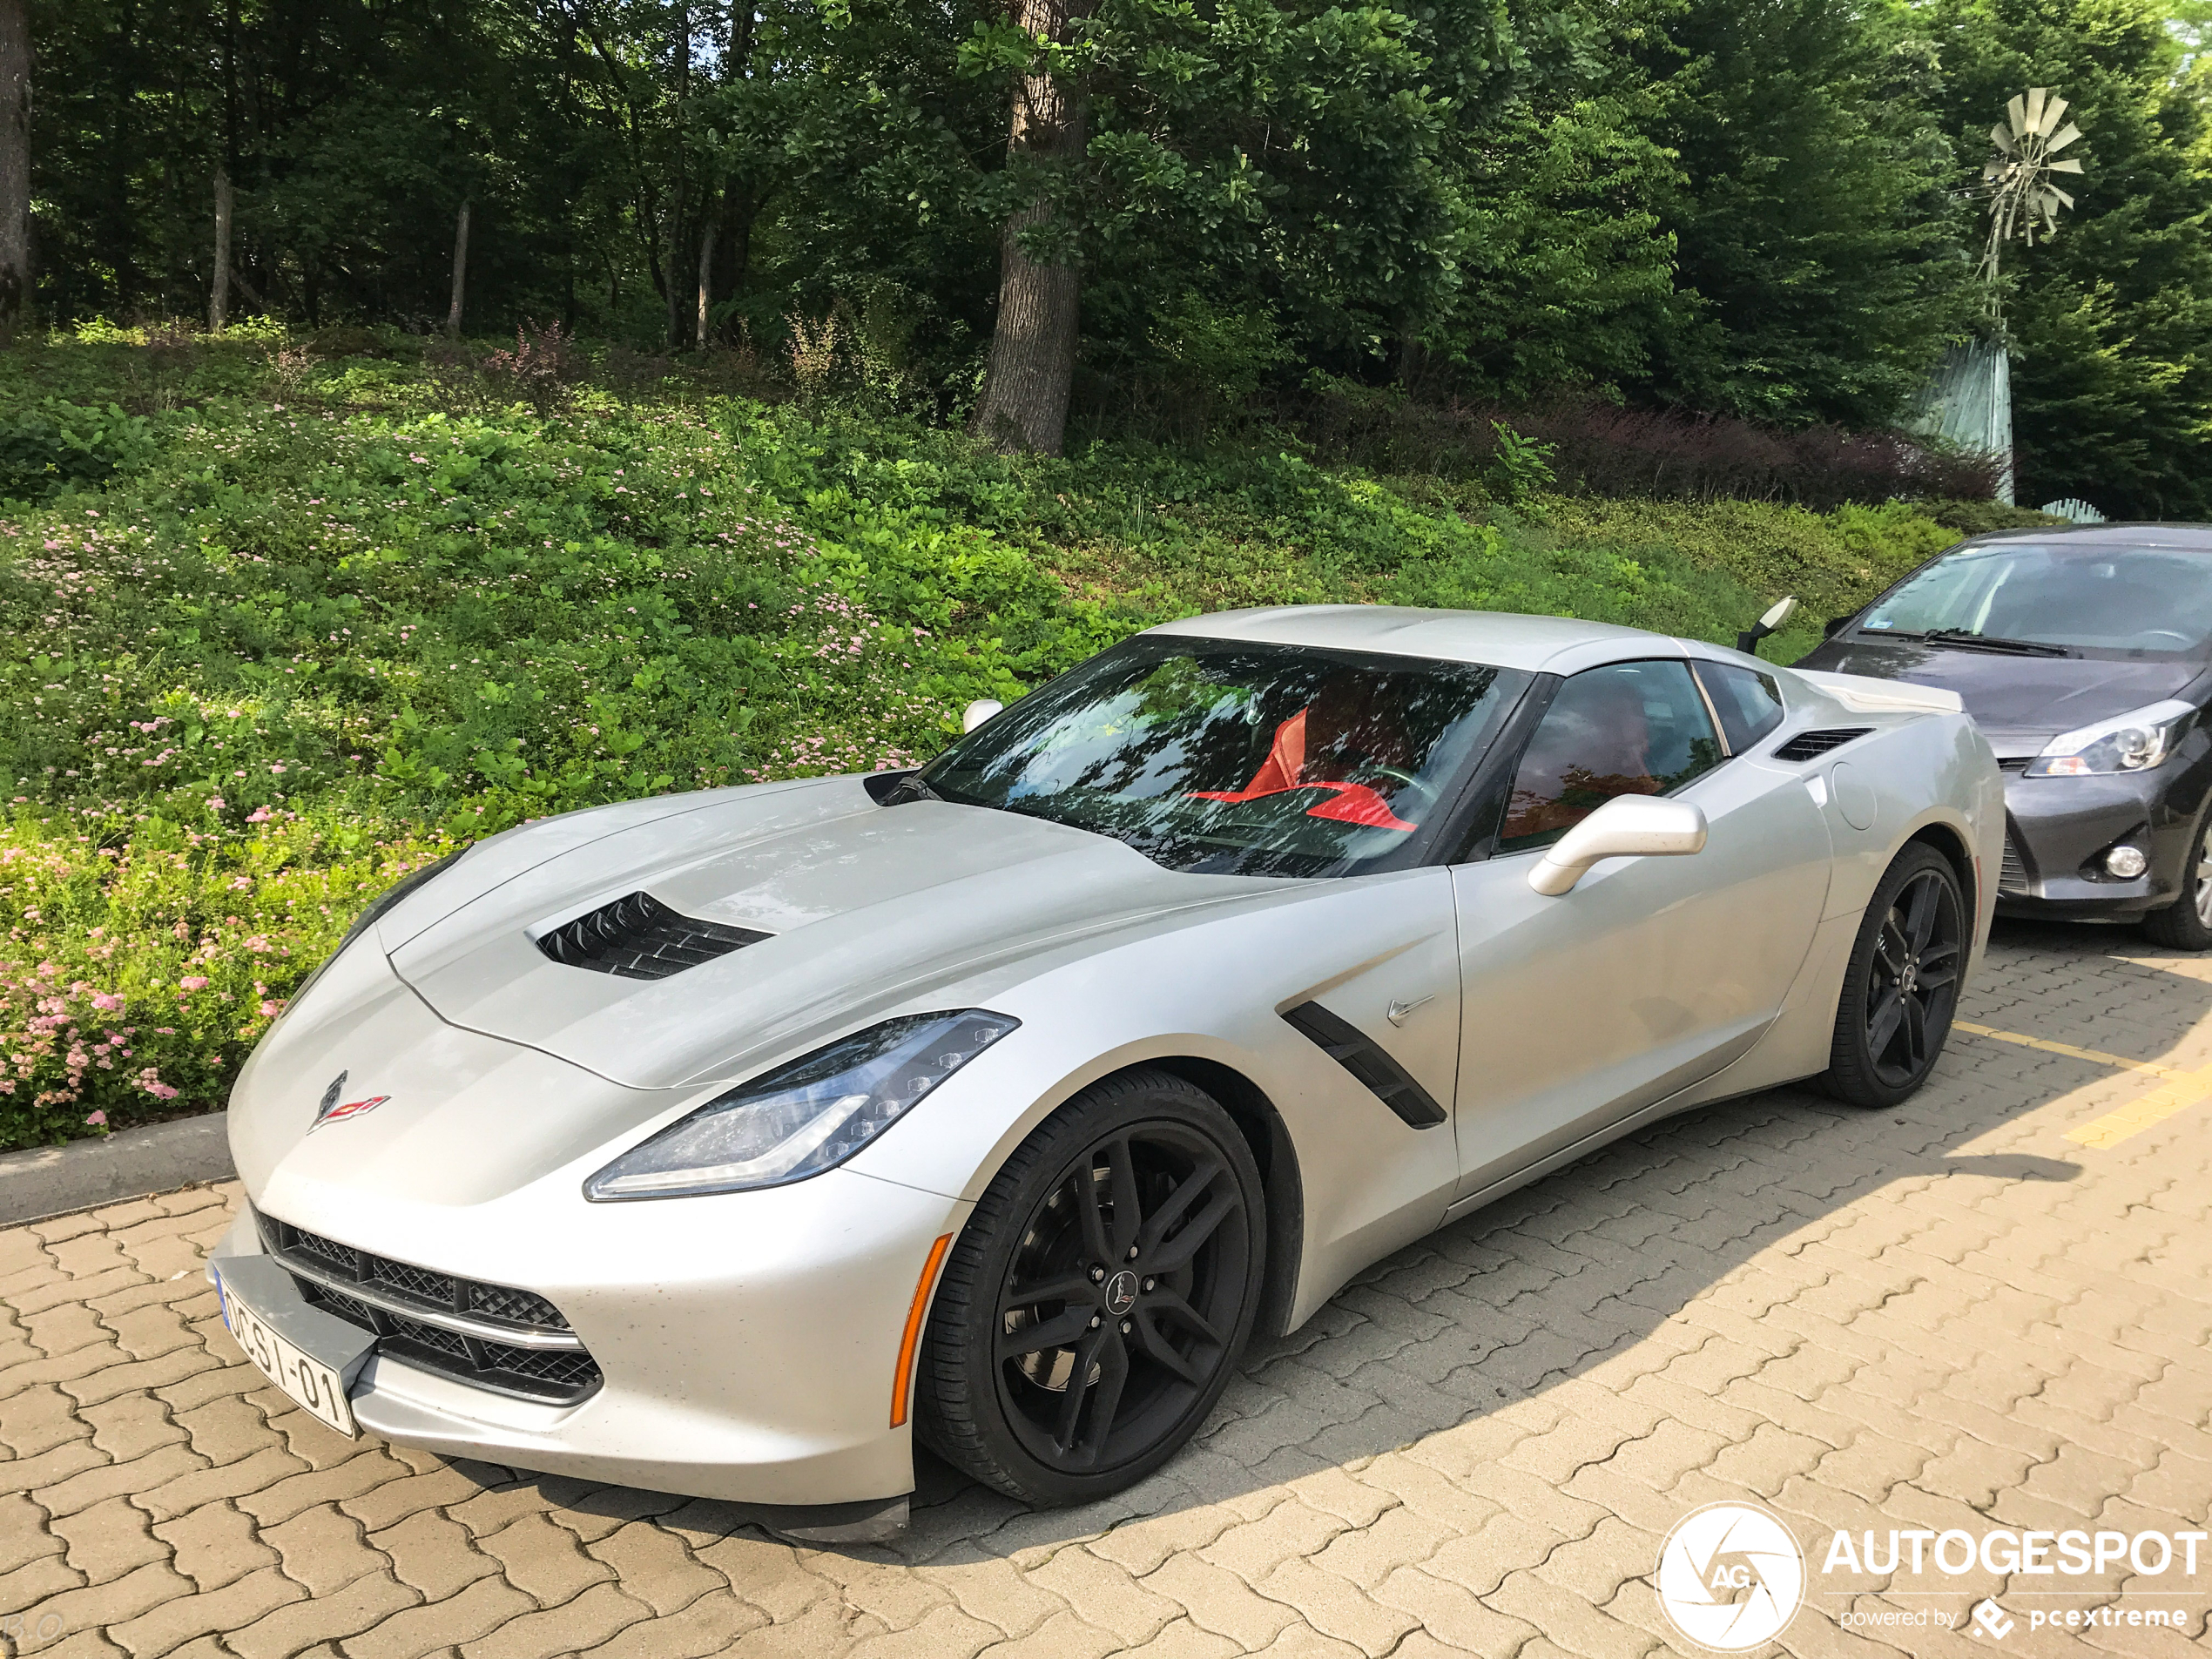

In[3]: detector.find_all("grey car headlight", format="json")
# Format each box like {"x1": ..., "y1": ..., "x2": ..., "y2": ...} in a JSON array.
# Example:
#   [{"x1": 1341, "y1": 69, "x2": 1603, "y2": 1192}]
[
  {"x1": 583, "y1": 1010, "x2": 1019, "y2": 1201},
  {"x1": 2026, "y1": 700, "x2": 2196, "y2": 777}
]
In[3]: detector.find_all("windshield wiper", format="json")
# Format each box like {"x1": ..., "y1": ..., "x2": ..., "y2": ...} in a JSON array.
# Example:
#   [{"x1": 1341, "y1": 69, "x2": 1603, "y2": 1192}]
[{"x1": 1919, "y1": 628, "x2": 2073, "y2": 658}]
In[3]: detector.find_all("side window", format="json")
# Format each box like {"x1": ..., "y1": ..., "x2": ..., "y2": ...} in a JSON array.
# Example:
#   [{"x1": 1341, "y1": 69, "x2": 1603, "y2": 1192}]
[
  {"x1": 1698, "y1": 662, "x2": 1786, "y2": 752},
  {"x1": 1499, "y1": 660, "x2": 1723, "y2": 851}
]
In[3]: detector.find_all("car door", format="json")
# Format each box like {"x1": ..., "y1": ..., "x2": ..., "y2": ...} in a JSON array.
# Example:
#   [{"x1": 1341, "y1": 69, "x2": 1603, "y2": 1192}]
[{"x1": 1448, "y1": 657, "x2": 1831, "y2": 1204}]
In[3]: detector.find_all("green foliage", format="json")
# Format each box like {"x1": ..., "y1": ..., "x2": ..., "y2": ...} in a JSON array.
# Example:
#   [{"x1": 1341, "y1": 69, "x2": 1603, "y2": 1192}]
[
  {"x1": 0, "y1": 341, "x2": 1968, "y2": 1149},
  {"x1": 0, "y1": 403, "x2": 158, "y2": 502}
]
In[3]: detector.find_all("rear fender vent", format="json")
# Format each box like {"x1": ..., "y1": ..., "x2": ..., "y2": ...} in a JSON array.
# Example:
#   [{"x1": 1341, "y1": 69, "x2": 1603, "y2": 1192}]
[
  {"x1": 536, "y1": 892, "x2": 768, "y2": 981},
  {"x1": 1773, "y1": 726, "x2": 1873, "y2": 763},
  {"x1": 1282, "y1": 1001, "x2": 1447, "y2": 1129}
]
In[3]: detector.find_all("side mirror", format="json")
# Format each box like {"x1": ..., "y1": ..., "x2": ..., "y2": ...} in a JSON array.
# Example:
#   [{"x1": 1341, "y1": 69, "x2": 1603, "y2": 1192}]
[
  {"x1": 1735, "y1": 595, "x2": 1799, "y2": 658},
  {"x1": 1527, "y1": 796, "x2": 1709, "y2": 896},
  {"x1": 1824, "y1": 614, "x2": 1852, "y2": 639},
  {"x1": 961, "y1": 698, "x2": 1004, "y2": 734}
]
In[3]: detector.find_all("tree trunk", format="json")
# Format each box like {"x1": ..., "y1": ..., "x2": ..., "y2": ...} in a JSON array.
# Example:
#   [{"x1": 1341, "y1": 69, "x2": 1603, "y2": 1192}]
[
  {"x1": 210, "y1": 168, "x2": 233, "y2": 332},
  {"x1": 972, "y1": 0, "x2": 1093, "y2": 455},
  {"x1": 695, "y1": 186, "x2": 717, "y2": 349},
  {"x1": 446, "y1": 197, "x2": 470, "y2": 336},
  {"x1": 664, "y1": 3, "x2": 691, "y2": 350},
  {"x1": 0, "y1": 0, "x2": 30, "y2": 345}
]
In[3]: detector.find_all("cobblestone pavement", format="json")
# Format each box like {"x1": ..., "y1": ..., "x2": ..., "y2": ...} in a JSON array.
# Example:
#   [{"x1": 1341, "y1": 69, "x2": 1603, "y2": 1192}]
[{"x1": 4, "y1": 920, "x2": 2210, "y2": 1659}]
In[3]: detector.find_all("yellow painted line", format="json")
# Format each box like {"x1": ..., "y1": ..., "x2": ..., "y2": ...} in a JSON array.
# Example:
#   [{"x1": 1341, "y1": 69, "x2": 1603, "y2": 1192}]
[
  {"x1": 1949, "y1": 1021, "x2": 2212, "y2": 1150},
  {"x1": 1951, "y1": 1021, "x2": 2192, "y2": 1080}
]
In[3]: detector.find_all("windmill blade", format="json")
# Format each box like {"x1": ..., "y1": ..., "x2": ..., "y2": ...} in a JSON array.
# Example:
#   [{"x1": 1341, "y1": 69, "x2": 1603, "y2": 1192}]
[
  {"x1": 2047, "y1": 184, "x2": 2075, "y2": 210},
  {"x1": 2025, "y1": 87, "x2": 2048, "y2": 135},
  {"x1": 1991, "y1": 120, "x2": 2018, "y2": 155},
  {"x1": 2048, "y1": 156, "x2": 2084, "y2": 174},
  {"x1": 2038, "y1": 94, "x2": 2070, "y2": 135},
  {"x1": 2046, "y1": 121, "x2": 2083, "y2": 155},
  {"x1": 2007, "y1": 92, "x2": 2029, "y2": 138}
]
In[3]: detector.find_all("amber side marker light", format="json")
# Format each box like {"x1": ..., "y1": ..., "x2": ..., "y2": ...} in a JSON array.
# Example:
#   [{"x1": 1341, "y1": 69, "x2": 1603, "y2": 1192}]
[{"x1": 891, "y1": 1233, "x2": 954, "y2": 1428}]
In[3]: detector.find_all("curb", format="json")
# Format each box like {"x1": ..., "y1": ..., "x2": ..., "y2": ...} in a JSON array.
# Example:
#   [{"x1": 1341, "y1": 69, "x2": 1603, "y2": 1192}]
[{"x1": 0, "y1": 1112, "x2": 234, "y2": 1228}]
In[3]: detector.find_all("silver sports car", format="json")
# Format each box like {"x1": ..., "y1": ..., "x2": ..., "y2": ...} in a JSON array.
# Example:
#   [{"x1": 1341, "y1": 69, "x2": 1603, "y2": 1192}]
[{"x1": 207, "y1": 607, "x2": 2000, "y2": 1532}]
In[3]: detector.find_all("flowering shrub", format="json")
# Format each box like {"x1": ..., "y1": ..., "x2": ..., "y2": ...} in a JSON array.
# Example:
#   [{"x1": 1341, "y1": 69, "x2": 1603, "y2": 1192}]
[{"x1": 0, "y1": 336, "x2": 1973, "y2": 1149}]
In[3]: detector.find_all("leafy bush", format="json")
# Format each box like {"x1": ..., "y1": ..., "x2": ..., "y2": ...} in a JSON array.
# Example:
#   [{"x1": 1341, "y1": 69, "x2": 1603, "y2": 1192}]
[
  {"x1": 0, "y1": 402, "x2": 157, "y2": 502},
  {"x1": 0, "y1": 337, "x2": 1986, "y2": 1150},
  {"x1": 1295, "y1": 392, "x2": 2003, "y2": 509}
]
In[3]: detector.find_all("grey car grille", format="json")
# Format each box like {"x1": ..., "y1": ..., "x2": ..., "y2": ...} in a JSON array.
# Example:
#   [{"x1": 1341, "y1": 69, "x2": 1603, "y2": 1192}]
[
  {"x1": 259, "y1": 1214, "x2": 600, "y2": 1406},
  {"x1": 536, "y1": 891, "x2": 768, "y2": 981},
  {"x1": 1773, "y1": 726, "x2": 1873, "y2": 762}
]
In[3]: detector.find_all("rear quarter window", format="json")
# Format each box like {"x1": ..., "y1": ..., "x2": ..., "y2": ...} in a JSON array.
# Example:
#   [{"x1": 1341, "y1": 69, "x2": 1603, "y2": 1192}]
[{"x1": 1699, "y1": 663, "x2": 1787, "y2": 752}]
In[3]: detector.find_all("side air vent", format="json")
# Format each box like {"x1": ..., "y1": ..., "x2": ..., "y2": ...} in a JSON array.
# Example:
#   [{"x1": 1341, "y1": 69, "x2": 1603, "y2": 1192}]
[
  {"x1": 536, "y1": 892, "x2": 768, "y2": 981},
  {"x1": 1773, "y1": 726, "x2": 1873, "y2": 763},
  {"x1": 1282, "y1": 1001, "x2": 1447, "y2": 1129},
  {"x1": 1999, "y1": 833, "x2": 2031, "y2": 895}
]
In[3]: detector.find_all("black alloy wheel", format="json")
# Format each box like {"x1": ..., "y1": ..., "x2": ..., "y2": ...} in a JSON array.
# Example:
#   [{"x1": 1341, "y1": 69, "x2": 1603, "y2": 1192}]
[
  {"x1": 1823, "y1": 843, "x2": 1966, "y2": 1108},
  {"x1": 916, "y1": 1070, "x2": 1265, "y2": 1506}
]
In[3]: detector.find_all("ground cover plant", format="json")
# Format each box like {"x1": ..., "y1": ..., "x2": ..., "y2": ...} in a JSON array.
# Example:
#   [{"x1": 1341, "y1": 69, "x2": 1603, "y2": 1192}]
[{"x1": 0, "y1": 335, "x2": 2010, "y2": 1150}]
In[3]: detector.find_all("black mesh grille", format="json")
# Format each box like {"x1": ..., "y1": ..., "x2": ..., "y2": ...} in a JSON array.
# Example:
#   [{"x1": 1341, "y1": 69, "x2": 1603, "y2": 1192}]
[
  {"x1": 536, "y1": 891, "x2": 768, "y2": 981},
  {"x1": 261, "y1": 1217, "x2": 573, "y2": 1335},
  {"x1": 2000, "y1": 833, "x2": 2030, "y2": 895},
  {"x1": 1773, "y1": 726, "x2": 1873, "y2": 762},
  {"x1": 467, "y1": 1284, "x2": 570, "y2": 1329},
  {"x1": 299, "y1": 1280, "x2": 604, "y2": 1405}
]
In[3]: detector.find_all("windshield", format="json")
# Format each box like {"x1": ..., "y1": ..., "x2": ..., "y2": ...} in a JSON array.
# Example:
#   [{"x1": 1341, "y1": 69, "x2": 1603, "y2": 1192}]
[
  {"x1": 1858, "y1": 543, "x2": 2212, "y2": 657},
  {"x1": 920, "y1": 637, "x2": 1526, "y2": 877}
]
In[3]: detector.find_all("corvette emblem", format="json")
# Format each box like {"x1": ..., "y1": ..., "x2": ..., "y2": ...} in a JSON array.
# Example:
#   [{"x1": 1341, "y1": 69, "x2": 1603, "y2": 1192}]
[{"x1": 309, "y1": 1071, "x2": 388, "y2": 1132}]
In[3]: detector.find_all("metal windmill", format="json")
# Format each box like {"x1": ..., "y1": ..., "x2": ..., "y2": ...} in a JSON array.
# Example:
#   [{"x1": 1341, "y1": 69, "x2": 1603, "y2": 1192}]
[{"x1": 1978, "y1": 88, "x2": 2087, "y2": 296}]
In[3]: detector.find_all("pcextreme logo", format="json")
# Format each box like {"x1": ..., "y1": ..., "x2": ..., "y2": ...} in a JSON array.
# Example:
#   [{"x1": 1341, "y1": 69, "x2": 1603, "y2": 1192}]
[{"x1": 1655, "y1": 1501, "x2": 1807, "y2": 1651}]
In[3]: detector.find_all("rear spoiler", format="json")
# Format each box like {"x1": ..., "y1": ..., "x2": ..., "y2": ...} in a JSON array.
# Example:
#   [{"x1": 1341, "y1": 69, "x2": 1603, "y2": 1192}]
[{"x1": 1794, "y1": 669, "x2": 1965, "y2": 716}]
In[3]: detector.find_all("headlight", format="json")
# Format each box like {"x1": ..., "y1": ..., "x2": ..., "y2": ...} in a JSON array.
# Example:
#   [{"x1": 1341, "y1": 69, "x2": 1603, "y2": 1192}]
[
  {"x1": 583, "y1": 1009, "x2": 1019, "y2": 1201},
  {"x1": 2026, "y1": 701, "x2": 2196, "y2": 777}
]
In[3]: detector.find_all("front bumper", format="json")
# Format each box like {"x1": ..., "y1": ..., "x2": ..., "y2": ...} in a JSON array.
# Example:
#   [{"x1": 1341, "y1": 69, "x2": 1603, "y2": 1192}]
[
  {"x1": 1996, "y1": 761, "x2": 2210, "y2": 920},
  {"x1": 209, "y1": 1169, "x2": 968, "y2": 1510}
]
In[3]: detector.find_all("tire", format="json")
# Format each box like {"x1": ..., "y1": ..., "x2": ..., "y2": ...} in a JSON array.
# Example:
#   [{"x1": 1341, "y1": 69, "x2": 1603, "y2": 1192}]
[
  {"x1": 1821, "y1": 843, "x2": 1966, "y2": 1109},
  {"x1": 2141, "y1": 814, "x2": 2212, "y2": 950},
  {"x1": 915, "y1": 1069, "x2": 1266, "y2": 1507}
]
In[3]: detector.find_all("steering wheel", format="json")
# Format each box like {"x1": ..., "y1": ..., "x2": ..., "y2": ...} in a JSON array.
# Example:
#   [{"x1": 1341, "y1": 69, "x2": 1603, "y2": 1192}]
[{"x1": 1347, "y1": 764, "x2": 1440, "y2": 813}]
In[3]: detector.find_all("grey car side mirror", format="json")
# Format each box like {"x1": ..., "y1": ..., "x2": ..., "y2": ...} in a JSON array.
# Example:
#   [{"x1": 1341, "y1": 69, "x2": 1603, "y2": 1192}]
[
  {"x1": 1527, "y1": 796, "x2": 1709, "y2": 895},
  {"x1": 961, "y1": 699, "x2": 1005, "y2": 734}
]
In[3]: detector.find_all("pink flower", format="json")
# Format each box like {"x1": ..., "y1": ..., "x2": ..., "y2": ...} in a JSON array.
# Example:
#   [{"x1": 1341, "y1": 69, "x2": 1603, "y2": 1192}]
[
  {"x1": 259, "y1": 1000, "x2": 282, "y2": 1016},
  {"x1": 178, "y1": 975, "x2": 209, "y2": 992},
  {"x1": 84, "y1": 1110, "x2": 106, "y2": 1127},
  {"x1": 91, "y1": 991, "x2": 125, "y2": 1012},
  {"x1": 245, "y1": 807, "x2": 271, "y2": 824}
]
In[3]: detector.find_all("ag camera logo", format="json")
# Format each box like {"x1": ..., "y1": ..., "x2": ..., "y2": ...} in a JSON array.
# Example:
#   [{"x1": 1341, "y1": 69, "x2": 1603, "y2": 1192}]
[{"x1": 1656, "y1": 1501, "x2": 1806, "y2": 1651}]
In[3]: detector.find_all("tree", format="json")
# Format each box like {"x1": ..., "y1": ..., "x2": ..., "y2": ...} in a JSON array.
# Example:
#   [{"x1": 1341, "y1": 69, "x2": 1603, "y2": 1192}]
[{"x1": 0, "y1": 0, "x2": 29, "y2": 341}]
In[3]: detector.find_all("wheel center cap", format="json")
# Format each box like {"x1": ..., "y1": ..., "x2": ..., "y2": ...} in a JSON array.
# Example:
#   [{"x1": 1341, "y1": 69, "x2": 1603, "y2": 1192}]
[
  {"x1": 1900, "y1": 961, "x2": 1918, "y2": 993},
  {"x1": 1104, "y1": 1271, "x2": 1138, "y2": 1316}
]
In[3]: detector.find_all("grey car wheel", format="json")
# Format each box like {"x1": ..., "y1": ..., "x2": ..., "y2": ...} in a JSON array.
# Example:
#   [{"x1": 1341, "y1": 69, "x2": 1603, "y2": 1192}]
[{"x1": 2142, "y1": 813, "x2": 2212, "y2": 950}]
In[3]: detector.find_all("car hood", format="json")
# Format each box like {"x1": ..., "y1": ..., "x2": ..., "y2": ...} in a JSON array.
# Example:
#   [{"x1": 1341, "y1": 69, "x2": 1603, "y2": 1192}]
[
  {"x1": 1795, "y1": 637, "x2": 2202, "y2": 756},
  {"x1": 377, "y1": 776, "x2": 1276, "y2": 1091}
]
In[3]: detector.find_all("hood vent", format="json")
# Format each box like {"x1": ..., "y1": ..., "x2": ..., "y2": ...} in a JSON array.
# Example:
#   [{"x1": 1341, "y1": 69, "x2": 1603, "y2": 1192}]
[
  {"x1": 536, "y1": 892, "x2": 769, "y2": 981},
  {"x1": 1773, "y1": 726, "x2": 1872, "y2": 763}
]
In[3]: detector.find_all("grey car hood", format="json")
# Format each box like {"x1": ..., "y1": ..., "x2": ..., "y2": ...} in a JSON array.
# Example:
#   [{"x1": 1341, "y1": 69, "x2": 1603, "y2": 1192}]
[
  {"x1": 1796, "y1": 636, "x2": 2204, "y2": 756},
  {"x1": 381, "y1": 776, "x2": 1275, "y2": 1090}
]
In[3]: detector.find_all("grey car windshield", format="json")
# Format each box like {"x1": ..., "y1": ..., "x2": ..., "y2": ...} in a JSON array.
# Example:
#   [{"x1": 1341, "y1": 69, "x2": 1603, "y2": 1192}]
[
  {"x1": 921, "y1": 639, "x2": 1526, "y2": 877},
  {"x1": 1859, "y1": 543, "x2": 2212, "y2": 657}
]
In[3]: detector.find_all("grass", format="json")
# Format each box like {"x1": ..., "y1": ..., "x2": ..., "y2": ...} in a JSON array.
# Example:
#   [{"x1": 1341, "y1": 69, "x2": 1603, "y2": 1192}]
[{"x1": 0, "y1": 333, "x2": 1970, "y2": 1150}]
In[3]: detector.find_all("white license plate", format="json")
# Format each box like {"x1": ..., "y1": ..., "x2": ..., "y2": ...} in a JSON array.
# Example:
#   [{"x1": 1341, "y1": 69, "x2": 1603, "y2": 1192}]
[{"x1": 214, "y1": 1269, "x2": 358, "y2": 1437}]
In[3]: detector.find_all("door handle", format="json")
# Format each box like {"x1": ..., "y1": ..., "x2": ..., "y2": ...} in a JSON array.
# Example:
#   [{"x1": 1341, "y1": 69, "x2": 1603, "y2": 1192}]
[{"x1": 1387, "y1": 995, "x2": 1435, "y2": 1027}]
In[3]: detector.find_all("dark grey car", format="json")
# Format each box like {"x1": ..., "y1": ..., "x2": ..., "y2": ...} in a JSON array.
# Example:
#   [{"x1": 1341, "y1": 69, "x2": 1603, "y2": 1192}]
[{"x1": 1795, "y1": 523, "x2": 2212, "y2": 948}]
